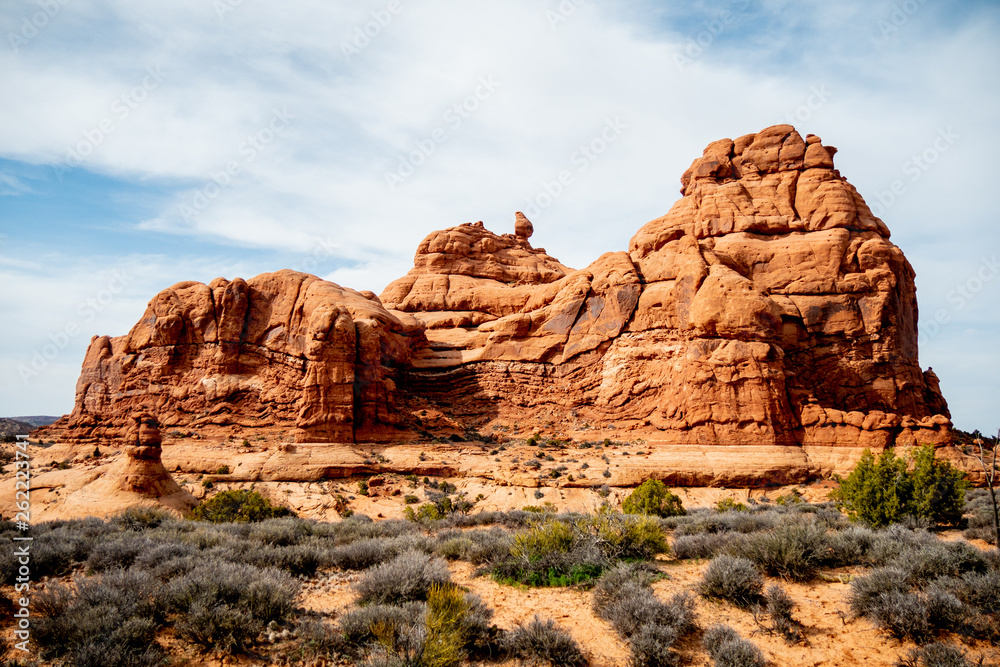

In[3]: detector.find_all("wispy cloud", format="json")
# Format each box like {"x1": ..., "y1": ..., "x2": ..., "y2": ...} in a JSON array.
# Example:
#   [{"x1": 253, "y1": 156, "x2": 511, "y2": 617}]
[{"x1": 0, "y1": 172, "x2": 33, "y2": 196}]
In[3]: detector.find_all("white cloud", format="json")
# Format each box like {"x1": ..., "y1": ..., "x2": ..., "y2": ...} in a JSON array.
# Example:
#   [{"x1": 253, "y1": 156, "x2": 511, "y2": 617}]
[{"x1": 0, "y1": 0, "x2": 997, "y2": 429}]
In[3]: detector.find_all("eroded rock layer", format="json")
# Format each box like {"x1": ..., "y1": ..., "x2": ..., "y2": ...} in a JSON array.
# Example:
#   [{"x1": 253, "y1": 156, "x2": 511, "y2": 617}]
[
  {"x1": 44, "y1": 270, "x2": 424, "y2": 443},
  {"x1": 43, "y1": 125, "x2": 951, "y2": 462},
  {"x1": 381, "y1": 125, "x2": 951, "y2": 449}
]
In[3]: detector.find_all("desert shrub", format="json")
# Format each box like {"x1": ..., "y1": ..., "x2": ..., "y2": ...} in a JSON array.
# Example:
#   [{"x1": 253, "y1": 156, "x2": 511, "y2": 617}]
[
  {"x1": 702, "y1": 625, "x2": 741, "y2": 655},
  {"x1": 848, "y1": 566, "x2": 909, "y2": 611},
  {"x1": 864, "y1": 525, "x2": 940, "y2": 566},
  {"x1": 166, "y1": 561, "x2": 298, "y2": 651},
  {"x1": 132, "y1": 541, "x2": 198, "y2": 573},
  {"x1": 826, "y1": 525, "x2": 879, "y2": 566},
  {"x1": 85, "y1": 535, "x2": 154, "y2": 572},
  {"x1": 859, "y1": 591, "x2": 939, "y2": 643},
  {"x1": 436, "y1": 535, "x2": 476, "y2": 560},
  {"x1": 591, "y1": 562, "x2": 661, "y2": 609},
  {"x1": 895, "y1": 642, "x2": 975, "y2": 667},
  {"x1": 580, "y1": 509, "x2": 669, "y2": 562},
  {"x1": 27, "y1": 532, "x2": 94, "y2": 579},
  {"x1": 339, "y1": 602, "x2": 427, "y2": 645},
  {"x1": 189, "y1": 489, "x2": 294, "y2": 523},
  {"x1": 623, "y1": 480, "x2": 686, "y2": 518},
  {"x1": 850, "y1": 565, "x2": 968, "y2": 644},
  {"x1": 503, "y1": 615, "x2": 587, "y2": 667},
  {"x1": 418, "y1": 584, "x2": 496, "y2": 666},
  {"x1": 489, "y1": 519, "x2": 607, "y2": 587},
  {"x1": 764, "y1": 584, "x2": 800, "y2": 643},
  {"x1": 592, "y1": 563, "x2": 695, "y2": 640},
  {"x1": 957, "y1": 570, "x2": 1000, "y2": 615},
  {"x1": 729, "y1": 520, "x2": 829, "y2": 581},
  {"x1": 246, "y1": 517, "x2": 314, "y2": 546},
  {"x1": 457, "y1": 592, "x2": 498, "y2": 651},
  {"x1": 597, "y1": 586, "x2": 696, "y2": 639},
  {"x1": 703, "y1": 625, "x2": 765, "y2": 667},
  {"x1": 699, "y1": 556, "x2": 763, "y2": 608},
  {"x1": 355, "y1": 551, "x2": 451, "y2": 605},
  {"x1": 629, "y1": 622, "x2": 680, "y2": 667},
  {"x1": 329, "y1": 537, "x2": 401, "y2": 571},
  {"x1": 467, "y1": 528, "x2": 514, "y2": 564},
  {"x1": 239, "y1": 542, "x2": 328, "y2": 576},
  {"x1": 832, "y1": 446, "x2": 967, "y2": 528},
  {"x1": 715, "y1": 498, "x2": 747, "y2": 513},
  {"x1": 111, "y1": 506, "x2": 175, "y2": 531},
  {"x1": 33, "y1": 569, "x2": 166, "y2": 666},
  {"x1": 672, "y1": 532, "x2": 736, "y2": 560},
  {"x1": 291, "y1": 617, "x2": 346, "y2": 662},
  {"x1": 422, "y1": 584, "x2": 468, "y2": 667},
  {"x1": 964, "y1": 489, "x2": 998, "y2": 545},
  {"x1": 887, "y1": 539, "x2": 989, "y2": 584},
  {"x1": 177, "y1": 603, "x2": 257, "y2": 654},
  {"x1": 670, "y1": 509, "x2": 780, "y2": 537}
]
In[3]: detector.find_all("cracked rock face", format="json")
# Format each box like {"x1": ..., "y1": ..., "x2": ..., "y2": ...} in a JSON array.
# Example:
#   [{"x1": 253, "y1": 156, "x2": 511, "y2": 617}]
[{"x1": 41, "y1": 125, "x2": 950, "y2": 466}]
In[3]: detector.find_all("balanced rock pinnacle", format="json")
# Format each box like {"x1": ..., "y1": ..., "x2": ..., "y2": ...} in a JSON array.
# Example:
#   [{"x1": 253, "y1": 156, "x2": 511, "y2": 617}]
[{"x1": 515, "y1": 211, "x2": 534, "y2": 239}]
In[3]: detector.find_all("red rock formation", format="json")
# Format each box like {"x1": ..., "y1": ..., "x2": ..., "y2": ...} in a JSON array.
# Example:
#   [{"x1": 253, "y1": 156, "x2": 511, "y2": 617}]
[
  {"x1": 39, "y1": 413, "x2": 198, "y2": 517},
  {"x1": 44, "y1": 271, "x2": 423, "y2": 444},
  {"x1": 41, "y1": 125, "x2": 951, "y2": 468},
  {"x1": 381, "y1": 125, "x2": 950, "y2": 450}
]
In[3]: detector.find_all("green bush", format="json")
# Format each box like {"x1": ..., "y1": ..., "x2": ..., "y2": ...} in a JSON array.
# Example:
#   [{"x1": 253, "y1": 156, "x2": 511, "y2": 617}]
[
  {"x1": 715, "y1": 498, "x2": 748, "y2": 513},
  {"x1": 190, "y1": 489, "x2": 293, "y2": 523},
  {"x1": 581, "y1": 509, "x2": 669, "y2": 561},
  {"x1": 423, "y1": 584, "x2": 469, "y2": 667},
  {"x1": 623, "y1": 480, "x2": 686, "y2": 518},
  {"x1": 832, "y1": 446, "x2": 967, "y2": 528}
]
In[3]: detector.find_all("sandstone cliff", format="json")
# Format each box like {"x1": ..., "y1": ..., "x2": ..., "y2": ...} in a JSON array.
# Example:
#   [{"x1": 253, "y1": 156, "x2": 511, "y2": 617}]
[{"x1": 40, "y1": 125, "x2": 951, "y2": 469}]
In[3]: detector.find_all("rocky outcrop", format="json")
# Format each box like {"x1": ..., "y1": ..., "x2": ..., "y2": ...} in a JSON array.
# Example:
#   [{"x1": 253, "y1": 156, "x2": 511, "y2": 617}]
[
  {"x1": 44, "y1": 271, "x2": 423, "y2": 444},
  {"x1": 40, "y1": 125, "x2": 951, "y2": 471},
  {"x1": 381, "y1": 125, "x2": 951, "y2": 450},
  {"x1": 31, "y1": 414, "x2": 198, "y2": 518}
]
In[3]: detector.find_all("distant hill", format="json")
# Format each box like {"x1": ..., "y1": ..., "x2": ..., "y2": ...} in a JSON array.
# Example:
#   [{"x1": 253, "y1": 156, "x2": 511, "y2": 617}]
[
  {"x1": 11, "y1": 415, "x2": 60, "y2": 428},
  {"x1": 0, "y1": 418, "x2": 35, "y2": 437}
]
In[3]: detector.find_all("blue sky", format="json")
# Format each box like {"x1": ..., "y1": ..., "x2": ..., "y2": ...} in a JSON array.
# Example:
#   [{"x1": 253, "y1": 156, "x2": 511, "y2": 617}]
[{"x1": 0, "y1": 0, "x2": 997, "y2": 433}]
